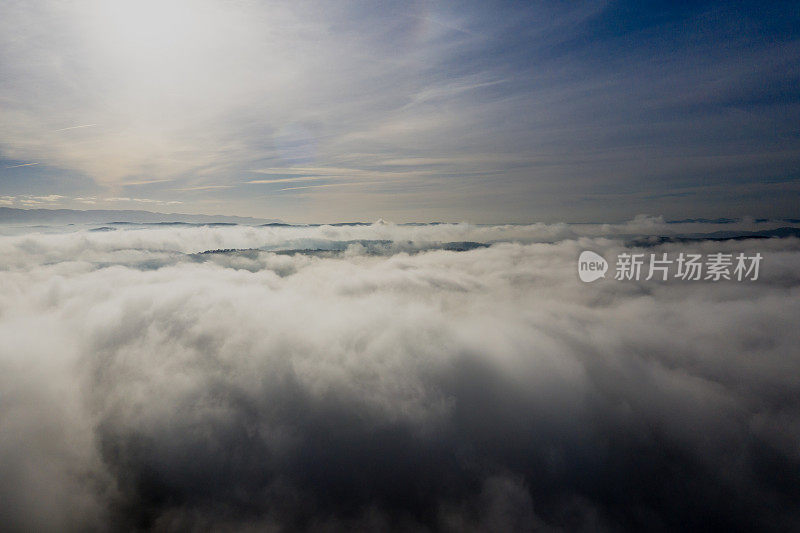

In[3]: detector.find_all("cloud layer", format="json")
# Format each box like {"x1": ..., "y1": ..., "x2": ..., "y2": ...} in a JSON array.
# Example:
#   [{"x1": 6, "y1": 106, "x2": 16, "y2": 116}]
[{"x1": 0, "y1": 222, "x2": 799, "y2": 531}]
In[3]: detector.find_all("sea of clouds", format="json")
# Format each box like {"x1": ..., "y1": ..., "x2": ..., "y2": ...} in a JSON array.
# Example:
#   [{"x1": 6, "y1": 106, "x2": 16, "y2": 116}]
[{"x1": 1, "y1": 218, "x2": 799, "y2": 531}]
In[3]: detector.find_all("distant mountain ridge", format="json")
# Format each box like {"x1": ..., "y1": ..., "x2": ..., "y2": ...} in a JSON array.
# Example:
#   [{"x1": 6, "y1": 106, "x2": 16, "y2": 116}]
[{"x1": 0, "y1": 207, "x2": 281, "y2": 225}]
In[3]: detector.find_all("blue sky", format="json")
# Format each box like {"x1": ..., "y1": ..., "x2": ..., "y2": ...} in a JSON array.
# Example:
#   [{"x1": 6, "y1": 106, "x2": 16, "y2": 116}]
[{"x1": 0, "y1": 0, "x2": 798, "y2": 222}]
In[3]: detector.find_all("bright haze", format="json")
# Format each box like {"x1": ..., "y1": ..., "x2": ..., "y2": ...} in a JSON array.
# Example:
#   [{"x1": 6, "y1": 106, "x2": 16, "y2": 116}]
[
  {"x1": 0, "y1": 0, "x2": 798, "y2": 222},
  {"x1": 1, "y1": 2, "x2": 800, "y2": 532}
]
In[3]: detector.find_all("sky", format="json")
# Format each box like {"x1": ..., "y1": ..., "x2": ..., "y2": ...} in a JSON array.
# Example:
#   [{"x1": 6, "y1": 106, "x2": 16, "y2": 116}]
[{"x1": 0, "y1": 0, "x2": 798, "y2": 223}]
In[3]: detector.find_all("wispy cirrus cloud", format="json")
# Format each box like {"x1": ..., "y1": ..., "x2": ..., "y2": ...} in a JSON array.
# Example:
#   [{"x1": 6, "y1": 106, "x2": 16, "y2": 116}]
[
  {"x1": 52, "y1": 124, "x2": 97, "y2": 132},
  {"x1": 246, "y1": 176, "x2": 333, "y2": 185},
  {"x1": 0, "y1": 1, "x2": 798, "y2": 221},
  {"x1": 3, "y1": 162, "x2": 39, "y2": 169},
  {"x1": 0, "y1": 194, "x2": 64, "y2": 207},
  {"x1": 171, "y1": 185, "x2": 233, "y2": 191},
  {"x1": 278, "y1": 181, "x2": 368, "y2": 191},
  {"x1": 0, "y1": 195, "x2": 182, "y2": 208}
]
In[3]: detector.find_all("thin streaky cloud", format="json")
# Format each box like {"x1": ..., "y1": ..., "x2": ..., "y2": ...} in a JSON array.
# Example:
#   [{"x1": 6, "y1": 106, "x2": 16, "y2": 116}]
[
  {"x1": 405, "y1": 77, "x2": 508, "y2": 107},
  {"x1": 251, "y1": 167, "x2": 455, "y2": 181},
  {"x1": 279, "y1": 182, "x2": 367, "y2": 191},
  {"x1": 247, "y1": 176, "x2": 333, "y2": 185},
  {"x1": 173, "y1": 185, "x2": 233, "y2": 191},
  {"x1": 251, "y1": 167, "x2": 369, "y2": 176},
  {"x1": 52, "y1": 124, "x2": 97, "y2": 132},
  {"x1": 3, "y1": 162, "x2": 39, "y2": 169},
  {"x1": 105, "y1": 196, "x2": 182, "y2": 204},
  {"x1": 124, "y1": 179, "x2": 174, "y2": 186},
  {"x1": 405, "y1": 13, "x2": 479, "y2": 37}
]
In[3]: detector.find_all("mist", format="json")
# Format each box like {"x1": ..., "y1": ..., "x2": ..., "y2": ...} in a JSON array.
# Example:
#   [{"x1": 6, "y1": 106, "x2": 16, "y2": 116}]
[{"x1": 0, "y1": 220, "x2": 798, "y2": 531}]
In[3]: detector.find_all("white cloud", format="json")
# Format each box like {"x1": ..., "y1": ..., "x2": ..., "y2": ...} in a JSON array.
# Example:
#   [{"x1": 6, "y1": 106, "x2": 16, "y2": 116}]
[
  {"x1": 0, "y1": 222, "x2": 798, "y2": 530},
  {"x1": 104, "y1": 197, "x2": 182, "y2": 205},
  {"x1": 0, "y1": 194, "x2": 66, "y2": 207}
]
